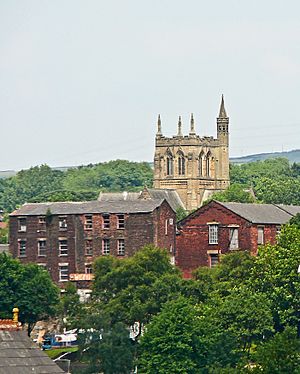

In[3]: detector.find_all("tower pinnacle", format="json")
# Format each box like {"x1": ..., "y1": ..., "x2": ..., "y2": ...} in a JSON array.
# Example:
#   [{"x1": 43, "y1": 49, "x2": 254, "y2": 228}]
[
  {"x1": 189, "y1": 113, "x2": 196, "y2": 135},
  {"x1": 156, "y1": 114, "x2": 162, "y2": 136},
  {"x1": 218, "y1": 94, "x2": 228, "y2": 118},
  {"x1": 177, "y1": 116, "x2": 183, "y2": 137}
]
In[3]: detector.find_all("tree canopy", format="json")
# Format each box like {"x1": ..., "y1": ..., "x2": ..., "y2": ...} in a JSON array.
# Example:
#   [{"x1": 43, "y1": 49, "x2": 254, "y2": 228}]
[{"x1": 0, "y1": 253, "x2": 59, "y2": 335}]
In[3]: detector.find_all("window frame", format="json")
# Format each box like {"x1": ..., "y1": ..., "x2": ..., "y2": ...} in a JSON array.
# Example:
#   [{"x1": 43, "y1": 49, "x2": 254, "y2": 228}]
[
  {"x1": 59, "y1": 216, "x2": 68, "y2": 230},
  {"x1": 85, "y1": 239, "x2": 93, "y2": 256},
  {"x1": 84, "y1": 215, "x2": 93, "y2": 230},
  {"x1": 59, "y1": 238, "x2": 68, "y2": 256},
  {"x1": 102, "y1": 214, "x2": 110, "y2": 229},
  {"x1": 38, "y1": 239, "x2": 47, "y2": 257},
  {"x1": 208, "y1": 224, "x2": 219, "y2": 244},
  {"x1": 59, "y1": 263, "x2": 69, "y2": 282},
  {"x1": 117, "y1": 239, "x2": 125, "y2": 256},
  {"x1": 102, "y1": 238, "x2": 110, "y2": 255},
  {"x1": 18, "y1": 239, "x2": 27, "y2": 257},
  {"x1": 18, "y1": 218, "x2": 27, "y2": 232},
  {"x1": 117, "y1": 214, "x2": 125, "y2": 229}
]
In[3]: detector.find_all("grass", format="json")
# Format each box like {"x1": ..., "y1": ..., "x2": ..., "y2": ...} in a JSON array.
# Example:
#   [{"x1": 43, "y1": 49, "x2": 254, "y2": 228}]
[{"x1": 45, "y1": 346, "x2": 78, "y2": 359}]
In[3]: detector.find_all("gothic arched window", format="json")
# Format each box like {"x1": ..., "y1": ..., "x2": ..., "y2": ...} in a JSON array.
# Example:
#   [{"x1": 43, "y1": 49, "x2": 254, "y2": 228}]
[
  {"x1": 166, "y1": 153, "x2": 173, "y2": 176},
  {"x1": 199, "y1": 151, "x2": 204, "y2": 176},
  {"x1": 206, "y1": 151, "x2": 211, "y2": 177},
  {"x1": 178, "y1": 152, "x2": 185, "y2": 175}
]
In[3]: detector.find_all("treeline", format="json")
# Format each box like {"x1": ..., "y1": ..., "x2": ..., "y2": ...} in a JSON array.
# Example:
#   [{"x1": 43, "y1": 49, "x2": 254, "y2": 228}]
[
  {"x1": 210, "y1": 158, "x2": 300, "y2": 205},
  {"x1": 0, "y1": 160, "x2": 153, "y2": 213},
  {"x1": 1, "y1": 157, "x2": 299, "y2": 214}
]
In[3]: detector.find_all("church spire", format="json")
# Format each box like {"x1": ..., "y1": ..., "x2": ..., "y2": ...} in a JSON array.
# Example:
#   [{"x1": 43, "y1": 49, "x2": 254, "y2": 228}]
[
  {"x1": 177, "y1": 116, "x2": 183, "y2": 137},
  {"x1": 189, "y1": 113, "x2": 196, "y2": 135},
  {"x1": 156, "y1": 114, "x2": 162, "y2": 137},
  {"x1": 218, "y1": 94, "x2": 227, "y2": 118}
]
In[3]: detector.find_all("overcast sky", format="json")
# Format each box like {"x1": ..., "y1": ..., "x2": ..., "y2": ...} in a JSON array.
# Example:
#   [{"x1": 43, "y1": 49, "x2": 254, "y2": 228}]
[{"x1": 1, "y1": 1, "x2": 300, "y2": 170}]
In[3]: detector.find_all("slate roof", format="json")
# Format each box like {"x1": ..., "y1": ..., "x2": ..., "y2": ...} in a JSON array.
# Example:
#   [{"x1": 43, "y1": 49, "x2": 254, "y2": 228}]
[
  {"x1": 0, "y1": 330, "x2": 64, "y2": 374},
  {"x1": 98, "y1": 188, "x2": 184, "y2": 211},
  {"x1": 218, "y1": 201, "x2": 297, "y2": 224},
  {"x1": 10, "y1": 199, "x2": 166, "y2": 216},
  {"x1": 276, "y1": 204, "x2": 300, "y2": 216}
]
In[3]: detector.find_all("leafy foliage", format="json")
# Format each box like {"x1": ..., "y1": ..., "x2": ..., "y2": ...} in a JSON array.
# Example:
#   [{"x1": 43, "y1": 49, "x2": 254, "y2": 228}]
[
  {"x1": 0, "y1": 161, "x2": 153, "y2": 213},
  {"x1": 0, "y1": 253, "x2": 59, "y2": 335}
]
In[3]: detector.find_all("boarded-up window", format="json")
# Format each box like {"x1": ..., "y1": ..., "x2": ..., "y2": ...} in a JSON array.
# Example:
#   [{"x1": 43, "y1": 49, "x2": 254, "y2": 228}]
[
  {"x1": 229, "y1": 228, "x2": 239, "y2": 250},
  {"x1": 258, "y1": 227, "x2": 264, "y2": 245}
]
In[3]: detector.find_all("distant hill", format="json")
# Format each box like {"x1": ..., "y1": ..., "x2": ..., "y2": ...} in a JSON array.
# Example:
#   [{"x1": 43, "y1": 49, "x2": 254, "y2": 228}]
[
  {"x1": 230, "y1": 149, "x2": 300, "y2": 164},
  {"x1": 0, "y1": 170, "x2": 17, "y2": 179}
]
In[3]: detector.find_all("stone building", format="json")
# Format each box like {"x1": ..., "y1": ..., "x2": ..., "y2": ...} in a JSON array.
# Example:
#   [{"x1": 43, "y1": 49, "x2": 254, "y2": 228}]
[
  {"x1": 153, "y1": 96, "x2": 230, "y2": 211},
  {"x1": 176, "y1": 200, "x2": 300, "y2": 278},
  {"x1": 9, "y1": 199, "x2": 176, "y2": 292}
]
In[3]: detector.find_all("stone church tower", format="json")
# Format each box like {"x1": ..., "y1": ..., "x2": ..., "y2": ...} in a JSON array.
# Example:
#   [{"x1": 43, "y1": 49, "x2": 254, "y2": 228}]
[{"x1": 153, "y1": 96, "x2": 230, "y2": 211}]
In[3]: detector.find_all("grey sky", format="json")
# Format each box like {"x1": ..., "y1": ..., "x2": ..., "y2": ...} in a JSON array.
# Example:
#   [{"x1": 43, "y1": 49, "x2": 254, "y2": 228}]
[{"x1": 1, "y1": 0, "x2": 300, "y2": 170}]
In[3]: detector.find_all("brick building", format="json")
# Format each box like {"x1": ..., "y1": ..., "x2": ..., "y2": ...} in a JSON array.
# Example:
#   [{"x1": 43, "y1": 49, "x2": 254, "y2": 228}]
[
  {"x1": 176, "y1": 200, "x2": 300, "y2": 278},
  {"x1": 153, "y1": 96, "x2": 230, "y2": 211},
  {"x1": 9, "y1": 199, "x2": 176, "y2": 292}
]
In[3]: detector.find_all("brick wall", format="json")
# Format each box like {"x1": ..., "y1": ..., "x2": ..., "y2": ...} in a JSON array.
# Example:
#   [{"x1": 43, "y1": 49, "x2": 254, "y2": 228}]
[
  {"x1": 9, "y1": 201, "x2": 176, "y2": 287},
  {"x1": 176, "y1": 201, "x2": 280, "y2": 278}
]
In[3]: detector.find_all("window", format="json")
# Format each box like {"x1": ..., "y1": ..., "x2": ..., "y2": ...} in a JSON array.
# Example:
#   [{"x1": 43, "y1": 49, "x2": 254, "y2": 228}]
[
  {"x1": 18, "y1": 218, "x2": 27, "y2": 232},
  {"x1": 59, "y1": 264, "x2": 69, "y2": 282},
  {"x1": 206, "y1": 153, "x2": 211, "y2": 177},
  {"x1": 166, "y1": 154, "x2": 173, "y2": 176},
  {"x1": 38, "y1": 216, "x2": 46, "y2": 224},
  {"x1": 19, "y1": 240, "x2": 26, "y2": 257},
  {"x1": 85, "y1": 264, "x2": 93, "y2": 274},
  {"x1": 258, "y1": 227, "x2": 264, "y2": 245},
  {"x1": 102, "y1": 239, "x2": 110, "y2": 255},
  {"x1": 85, "y1": 240, "x2": 93, "y2": 256},
  {"x1": 59, "y1": 239, "x2": 68, "y2": 256},
  {"x1": 117, "y1": 239, "x2": 125, "y2": 256},
  {"x1": 178, "y1": 154, "x2": 185, "y2": 175},
  {"x1": 117, "y1": 214, "x2": 125, "y2": 229},
  {"x1": 209, "y1": 254, "x2": 219, "y2": 268},
  {"x1": 276, "y1": 226, "x2": 281, "y2": 236},
  {"x1": 38, "y1": 239, "x2": 46, "y2": 256},
  {"x1": 165, "y1": 219, "x2": 168, "y2": 235},
  {"x1": 208, "y1": 224, "x2": 219, "y2": 244},
  {"x1": 59, "y1": 216, "x2": 67, "y2": 230},
  {"x1": 102, "y1": 214, "x2": 110, "y2": 229},
  {"x1": 84, "y1": 215, "x2": 93, "y2": 230},
  {"x1": 229, "y1": 228, "x2": 239, "y2": 250},
  {"x1": 199, "y1": 152, "x2": 204, "y2": 176}
]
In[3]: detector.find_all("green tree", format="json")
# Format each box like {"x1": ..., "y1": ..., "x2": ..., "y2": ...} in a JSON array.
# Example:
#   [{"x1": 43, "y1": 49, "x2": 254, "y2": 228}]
[
  {"x1": 289, "y1": 213, "x2": 300, "y2": 228},
  {"x1": 251, "y1": 327, "x2": 300, "y2": 374},
  {"x1": 92, "y1": 245, "x2": 181, "y2": 337},
  {"x1": 207, "y1": 183, "x2": 256, "y2": 203},
  {"x1": 250, "y1": 225, "x2": 300, "y2": 332},
  {"x1": 58, "y1": 282, "x2": 82, "y2": 329},
  {"x1": 139, "y1": 297, "x2": 240, "y2": 373},
  {"x1": 80, "y1": 321, "x2": 135, "y2": 374},
  {"x1": 0, "y1": 254, "x2": 59, "y2": 335}
]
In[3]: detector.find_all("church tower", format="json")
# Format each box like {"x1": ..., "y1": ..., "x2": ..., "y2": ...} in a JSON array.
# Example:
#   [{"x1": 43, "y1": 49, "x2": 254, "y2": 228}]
[{"x1": 153, "y1": 96, "x2": 230, "y2": 211}]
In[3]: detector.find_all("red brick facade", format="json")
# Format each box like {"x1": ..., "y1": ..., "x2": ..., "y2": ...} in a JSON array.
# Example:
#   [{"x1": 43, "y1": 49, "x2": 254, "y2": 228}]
[
  {"x1": 176, "y1": 201, "x2": 281, "y2": 278},
  {"x1": 9, "y1": 200, "x2": 176, "y2": 288}
]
